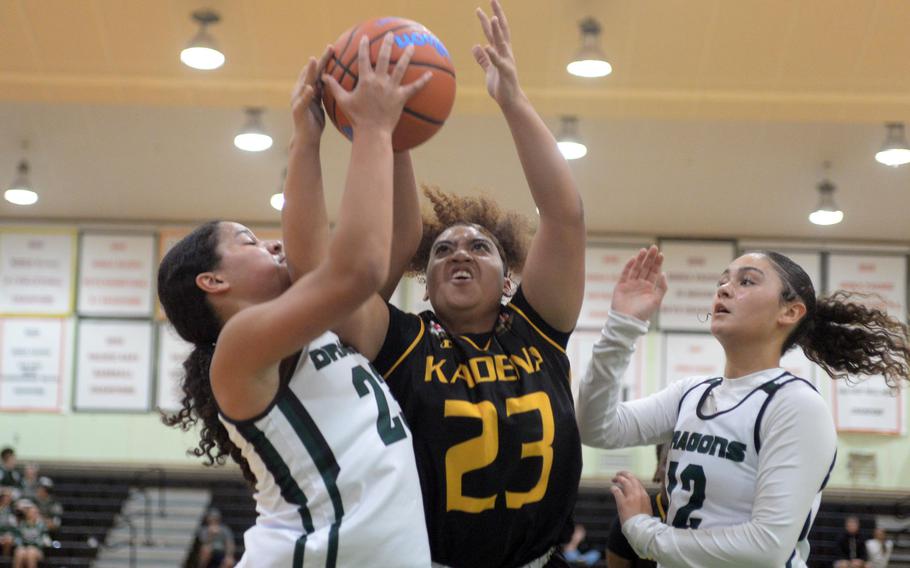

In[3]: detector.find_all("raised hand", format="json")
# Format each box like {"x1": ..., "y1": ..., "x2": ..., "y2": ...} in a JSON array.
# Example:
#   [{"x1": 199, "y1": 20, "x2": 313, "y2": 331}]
[
  {"x1": 322, "y1": 34, "x2": 432, "y2": 134},
  {"x1": 611, "y1": 245, "x2": 668, "y2": 322},
  {"x1": 472, "y1": 0, "x2": 522, "y2": 108},
  {"x1": 291, "y1": 45, "x2": 333, "y2": 147},
  {"x1": 611, "y1": 471, "x2": 654, "y2": 524}
]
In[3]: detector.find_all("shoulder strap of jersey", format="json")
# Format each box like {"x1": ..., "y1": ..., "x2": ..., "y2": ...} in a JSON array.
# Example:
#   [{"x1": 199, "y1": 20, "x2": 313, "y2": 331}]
[
  {"x1": 677, "y1": 377, "x2": 722, "y2": 415},
  {"x1": 753, "y1": 375, "x2": 817, "y2": 452}
]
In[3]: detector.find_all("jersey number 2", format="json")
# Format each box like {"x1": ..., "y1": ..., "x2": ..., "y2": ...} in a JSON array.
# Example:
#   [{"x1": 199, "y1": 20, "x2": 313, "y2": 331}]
[
  {"x1": 443, "y1": 392, "x2": 554, "y2": 513},
  {"x1": 352, "y1": 365, "x2": 407, "y2": 446},
  {"x1": 667, "y1": 461, "x2": 706, "y2": 528}
]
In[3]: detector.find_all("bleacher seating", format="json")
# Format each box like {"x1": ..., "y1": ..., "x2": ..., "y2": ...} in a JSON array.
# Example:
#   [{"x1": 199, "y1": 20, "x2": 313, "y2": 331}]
[{"x1": 2, "y1": 465, "x2": 905, "y2": 567}]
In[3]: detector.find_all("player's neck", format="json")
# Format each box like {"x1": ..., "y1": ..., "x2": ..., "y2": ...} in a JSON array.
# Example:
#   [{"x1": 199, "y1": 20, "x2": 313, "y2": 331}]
[
  {"x1": 435, "y1": 306, "x2": 498, "y2": 336},
  {"x1": 722, "y1": 342, "x2": 781, "y2": 379}
]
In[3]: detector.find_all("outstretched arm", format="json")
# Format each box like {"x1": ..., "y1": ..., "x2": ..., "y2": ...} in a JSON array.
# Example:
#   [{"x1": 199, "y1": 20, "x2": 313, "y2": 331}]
[
  {"x1": 473, "y1": 0, "x2": 585, "y2": 332},
  {"x1": 212, "y1": 37, "x2": 431, "y2": 415},
  {"x1": 282, "y1": 47, "x2": 333, "y2": 281},
  {"x1": 577, "y1": 247, "x2": 678, "y2": 448},
  {"x1": 378, "y1": 151, "x2": 422, "y2": 301}
]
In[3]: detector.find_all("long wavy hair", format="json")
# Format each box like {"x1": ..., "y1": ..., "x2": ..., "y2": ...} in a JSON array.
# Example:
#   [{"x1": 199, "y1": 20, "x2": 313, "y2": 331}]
[
  {"x1": 763, "y1": 251, "x2": 910, "y2": 389},
  {"x1": 156, "y1": 221, "x2": 255, "y2": 483}
]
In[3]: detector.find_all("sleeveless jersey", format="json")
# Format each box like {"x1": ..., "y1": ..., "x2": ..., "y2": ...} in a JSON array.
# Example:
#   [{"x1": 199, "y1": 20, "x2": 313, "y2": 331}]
[
  {"x1": 373, "y1": 287, "x2": 582, "y2": 568},
  {"x1": 220, "y1": 331, "x2": 430, "y2": 568},
  {"x1": 666, "y1": 371, "x2": 832, "y2": 567}
]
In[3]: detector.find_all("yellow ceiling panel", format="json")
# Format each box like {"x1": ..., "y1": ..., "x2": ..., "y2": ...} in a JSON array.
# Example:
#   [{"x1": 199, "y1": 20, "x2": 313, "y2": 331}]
[{"x1": 20, "y1": 0, "x2": 112, "y2": 74}]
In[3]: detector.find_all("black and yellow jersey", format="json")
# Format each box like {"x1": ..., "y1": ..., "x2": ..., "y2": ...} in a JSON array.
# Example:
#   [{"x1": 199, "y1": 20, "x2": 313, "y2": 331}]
[{"x1": 373, "y1": 286, "x2": 582, "y2": 568}]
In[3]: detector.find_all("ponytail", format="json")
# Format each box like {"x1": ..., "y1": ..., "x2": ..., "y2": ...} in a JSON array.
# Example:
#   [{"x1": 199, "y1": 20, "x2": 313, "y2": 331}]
[
  {"x1": 161, "y1": 343, "x2": 256, "y2": 485},
  {"x1": 762, "y1": 251, "x2": 910, "y2": 390},
  {"x1": 799, "y1": 291, "x2": 910, "y2": 389}
]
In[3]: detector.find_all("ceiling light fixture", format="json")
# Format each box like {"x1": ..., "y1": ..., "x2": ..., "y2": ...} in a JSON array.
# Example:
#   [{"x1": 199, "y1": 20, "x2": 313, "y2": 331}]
[
  {"x1": 808, "y1": 163, "x2": 843, "y2": 226},
  {"x1": 5, "y1": 141, "x2": 38, "y2": 207},
  {"x1": 556, "y1": 116, "x2": 588, "y2": 160},
  {"x1": 234, "y1": 108, "x2": 273, "y2": 152},
  {"x1": 180, "y1": 9, "x2": 225, "y2": 71},
  {"x1": 874, "y1": 122, "x2": 910, "y2": 167},
  {"x1": 566, "y1": 17, "x2": 612, "y2": 78}
]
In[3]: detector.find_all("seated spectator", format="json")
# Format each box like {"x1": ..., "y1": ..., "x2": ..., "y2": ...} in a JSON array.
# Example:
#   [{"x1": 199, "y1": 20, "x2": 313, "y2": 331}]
[
  {"x1": 563, "y1": 523, "x2": 602, "y2": 566},
  {"x1": 197, "y1": 508, "x2": 235, "y2": 568},
  {"x1": 834, "y1": 516, "x2": 868, "y2": 568},
  {"x1": 33, "y1": 478, "x2": 62, "y2": 534},
  {"x1": 0, "y1": 449, "x2": 22, "y2": 496},
  {"x1": 12, "y1": 500, "x2": 48, "y2": 568},
  {"x1": 866, "y1": 527, "x2": 893, "y2": 568},
  {"x1": 0, "y1": 488, "x2": 17, "y2": 558},
  {"x1": 19, "y1": 465, "x2": 40, "y2": 501}
]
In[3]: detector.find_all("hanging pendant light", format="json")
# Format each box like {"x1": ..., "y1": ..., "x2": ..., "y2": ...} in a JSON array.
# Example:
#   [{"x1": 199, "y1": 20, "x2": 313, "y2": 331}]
[
  {"x1": 556, "y1": 116, "x2": 588, "y2": 160},
  {"x1": 874, "y1": 122, "x2": 910, "y2": 167},
  {"x1": 234, "y1": 108, "x2": 273, "y2": 152},
  {"x1": 566, "y1": 18, "x2": 612, "y2": 78},
  {"x1": 808, "y1": 164, "x2": 843, "y2": 226},
  {"x1": 180, "y1": 10, "x2": 225, "y2": 71}
]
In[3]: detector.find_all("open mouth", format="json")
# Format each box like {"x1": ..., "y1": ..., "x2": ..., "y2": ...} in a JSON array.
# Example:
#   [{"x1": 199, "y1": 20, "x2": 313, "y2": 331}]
[
  {"x1": 713, "y1": 304, "x2": 730, "y2": 316},
  {"x1": 451, "y1": 269, "x2": 473, "y2": 282}
]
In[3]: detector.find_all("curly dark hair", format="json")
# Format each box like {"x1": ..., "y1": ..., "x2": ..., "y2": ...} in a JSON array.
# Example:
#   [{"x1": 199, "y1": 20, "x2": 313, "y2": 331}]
[
  {"x1": 763, "y1": 251, "x2": 910, "y2": 390},
  {"x1": 407, "y1": 186, "x2": 532, "y2": 276},
  {"x1": 156, "y1": 221, "x2": 256, "y2": 483}
]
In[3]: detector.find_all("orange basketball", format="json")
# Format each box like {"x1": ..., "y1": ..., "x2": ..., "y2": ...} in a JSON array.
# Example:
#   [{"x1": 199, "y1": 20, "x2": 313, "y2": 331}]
[{"x1": 323, "y1": 17, "x2": 456, "y2": 151}]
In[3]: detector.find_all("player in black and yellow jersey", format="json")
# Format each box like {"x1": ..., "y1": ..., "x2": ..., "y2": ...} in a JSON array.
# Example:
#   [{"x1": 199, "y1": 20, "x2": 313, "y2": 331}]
[{"x1": 334, "y1": 2, "x2": 587, "y2": 565}]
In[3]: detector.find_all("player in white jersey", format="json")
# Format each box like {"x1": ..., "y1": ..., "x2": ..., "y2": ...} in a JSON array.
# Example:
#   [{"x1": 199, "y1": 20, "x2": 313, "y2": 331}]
[
  {"x1": 577, "y1": 247, "x2": 910, "y2": 568},
  {"x1": 158, "y1": 35, "x2": 433, "y2": 567}
]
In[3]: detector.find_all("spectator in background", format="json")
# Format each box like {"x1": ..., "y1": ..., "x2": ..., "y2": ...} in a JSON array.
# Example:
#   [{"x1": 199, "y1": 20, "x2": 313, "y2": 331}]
[
  {"x1": 33, "y1": 478, "x2": 62, "y2": 534},
  {"x1": 834, "y1": 516, "x2": 868, "y2": 568},
  {"x1": 19, "y1": 466, "x2": 39, "y2": 501},
  {"x1": 866, "y1": 527, "x2": 893, "y2": 568},
  {"x1": 0, "y1": 487, "x2": 17, "y2": 558},
  {"x1": 0, "y1": 449, "x2": 22, "y2": 495},
  {"x1": 12, "y1": 501, "x2": 48, "y2": 568},
  {"x1": 563, "y1": 523, "x2": 601, "y2": 566},
  {"x1": 196, "y1": 509, "x2": 235, "y2": 568}
]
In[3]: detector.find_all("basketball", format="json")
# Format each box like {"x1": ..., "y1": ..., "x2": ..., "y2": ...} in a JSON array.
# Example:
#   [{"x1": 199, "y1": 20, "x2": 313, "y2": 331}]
[{"x1": 323, "y1": 17, "x2": 456, "y2": 151}]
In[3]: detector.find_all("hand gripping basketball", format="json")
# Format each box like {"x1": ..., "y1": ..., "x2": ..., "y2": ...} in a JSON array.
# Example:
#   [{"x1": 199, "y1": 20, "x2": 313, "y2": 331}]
[
  {"x1": 322, "y1": 17, "x2": 457, "y2": 151},
  {"x1": 322, "y1": 34, "x2": 431, "y2": 135}
]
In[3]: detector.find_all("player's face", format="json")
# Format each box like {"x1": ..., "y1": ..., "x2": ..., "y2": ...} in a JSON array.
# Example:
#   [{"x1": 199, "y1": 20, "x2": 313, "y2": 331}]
[
  {"x1": 425, "y1": 224, "x2": 506, "y2": 316},
  {"x1": 213, "y1": 222, "x2": 290, "y2": 304},
  {"x1": 710, "y1": 254, "x2": 790, "y2": 346}
]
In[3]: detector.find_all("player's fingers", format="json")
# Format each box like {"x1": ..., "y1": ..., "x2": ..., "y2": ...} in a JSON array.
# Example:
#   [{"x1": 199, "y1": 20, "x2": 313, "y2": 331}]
[
  {"x1": 402, "y1": 71, "x2": 433, "y2": 100},
  {"x1": 391, "y1": 44, "x2": 415, "y2": 85},
  {"x1": 490, "y1": 16, "x2": 508, "y2": 53},
  {"x1": 628, "y1": 248, "x2": 647, "y2": 280},
  {"x1": 316, "y1": 45, "x2": 333, "y2": 78},
  {"x1": 357, "y1": 35, "x2": 371, "y2": 76},
  {"x1": 376, "y1": 33, "x2": 394, "y2": 75},
  {"x1": 491, "y1": 0, "x2": 511, "y2": 42},
  {"x1": 618, "y1": 256, "x2": 636, "y2": 284},
  {"x1": 472, "y1": 44, "x2": 491, "y2": 70},
  {"x1": 476, "y1": 7, "x2": 494, "y2": 43},
  {"x1": 321, "y1": 74, "x2": 347, "y2": 103}
]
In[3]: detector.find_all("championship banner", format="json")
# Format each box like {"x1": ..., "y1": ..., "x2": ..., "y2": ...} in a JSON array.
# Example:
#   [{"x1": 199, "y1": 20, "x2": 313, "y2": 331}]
[
  {"x1": 663, "y1": 332, "x2": 725, "y2": 387},
  {"x1": 0, "y1": 318, "x2": 67, "y2": 412},
  {"x1": 0, "y1": 229, "x2": 76, "y2": 316},
  {"x1": 567, "y1": 329, "x2": 645, "y2": 403},
  {"x1": 578, "y1": 245, "x2": 641, "y2": 330},
  {"x1": 658, "y1": 240, "x2": 736, "y2": 332},
  {"x1": 78, "y1": 233, "x2": 156, "y2": 317},
  {"x1": 74, "y1": 319, "x2": 153, "y2": 412},
  {"x1": 827, "y1": 253, "x2": 907, "y2": 434}
]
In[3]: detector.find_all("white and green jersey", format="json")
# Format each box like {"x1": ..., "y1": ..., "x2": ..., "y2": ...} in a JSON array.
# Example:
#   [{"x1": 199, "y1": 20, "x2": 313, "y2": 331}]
[
  {"x1": 220, "y1": 331, "x2": 430, "y2": 568},
  {"x1": 577, "y1": 312, "x2": 838, "y2": 568}
]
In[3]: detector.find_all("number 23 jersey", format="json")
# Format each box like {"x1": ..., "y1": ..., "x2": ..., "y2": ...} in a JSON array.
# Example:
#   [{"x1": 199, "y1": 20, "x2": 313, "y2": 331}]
[{"x1": 374, "y1": 287, "x2": 582, "y2": 568}]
